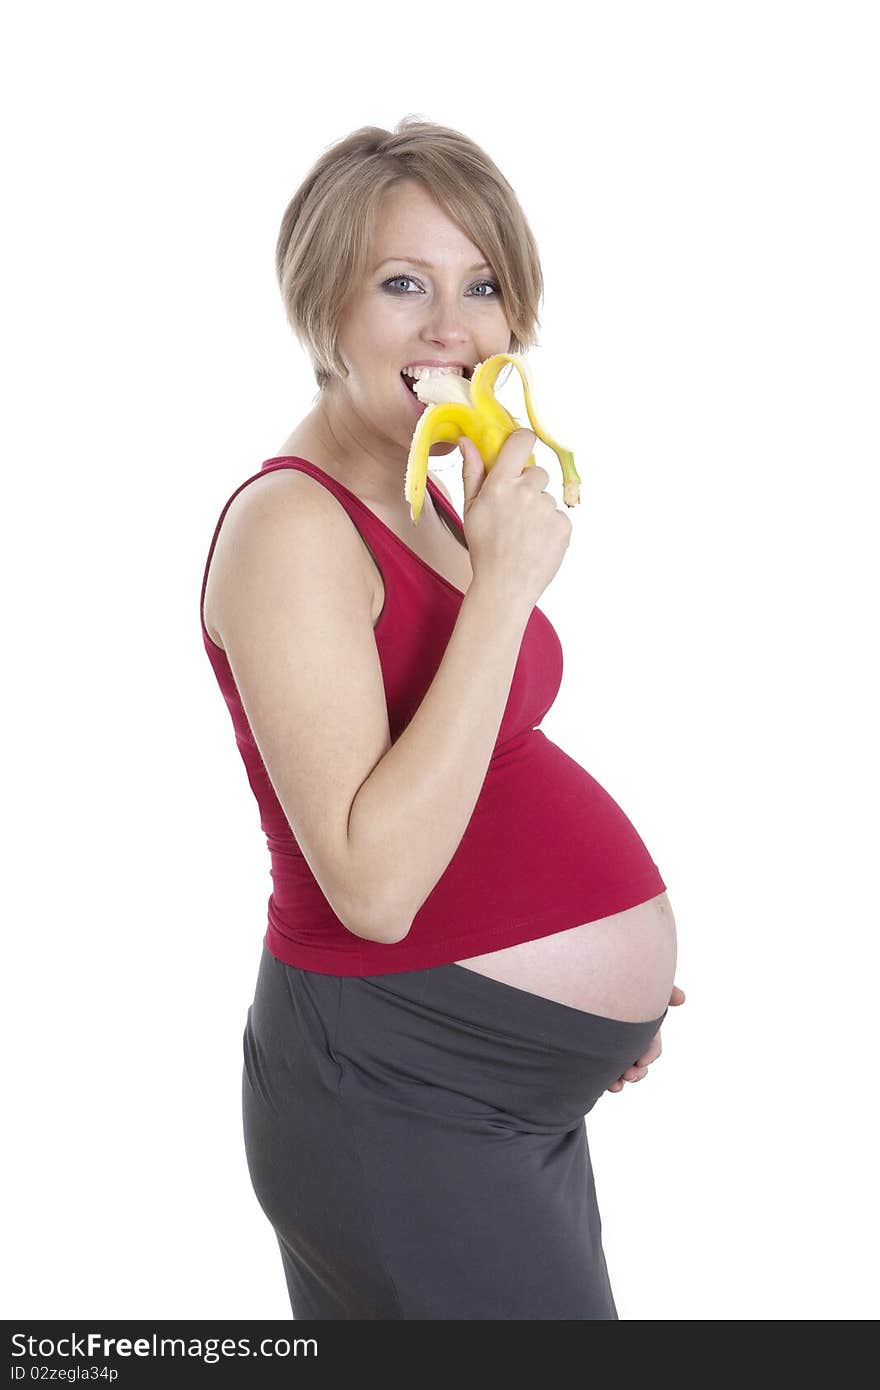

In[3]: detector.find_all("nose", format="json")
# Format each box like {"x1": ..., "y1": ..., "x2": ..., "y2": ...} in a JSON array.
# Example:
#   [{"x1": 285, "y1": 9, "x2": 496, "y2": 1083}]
[{"x1": 422, "y1": 288, "x2": 472, "y2": 348}]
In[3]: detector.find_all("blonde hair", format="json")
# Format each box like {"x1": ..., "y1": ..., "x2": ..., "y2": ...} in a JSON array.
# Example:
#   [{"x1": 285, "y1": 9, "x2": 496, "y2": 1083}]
[{"x1": 275, "y1": 115, "x2": 544, "y2": 397}]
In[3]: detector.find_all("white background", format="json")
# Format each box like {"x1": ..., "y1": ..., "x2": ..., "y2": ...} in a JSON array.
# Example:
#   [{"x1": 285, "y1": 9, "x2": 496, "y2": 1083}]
[{"x1": 3, "y1": 0, "x2": 878, "y2": 1321}]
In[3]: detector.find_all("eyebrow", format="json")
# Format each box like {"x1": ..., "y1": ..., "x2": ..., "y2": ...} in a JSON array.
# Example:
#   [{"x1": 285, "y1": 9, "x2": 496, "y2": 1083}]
[{"x1": 375, "y1": 256, "x2": 493, "y2": 273}]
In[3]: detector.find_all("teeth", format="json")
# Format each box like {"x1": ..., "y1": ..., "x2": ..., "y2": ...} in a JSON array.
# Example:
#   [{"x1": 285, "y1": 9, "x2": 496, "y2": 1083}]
[{"x1": 402, "y1": 365, "x2": 466, "y2": 380}]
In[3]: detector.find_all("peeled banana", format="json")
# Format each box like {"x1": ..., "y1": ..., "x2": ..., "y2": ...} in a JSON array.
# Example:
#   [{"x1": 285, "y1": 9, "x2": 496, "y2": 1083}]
[{"x1": 403, "y1": 353, "x2": 580, "y2": 524}]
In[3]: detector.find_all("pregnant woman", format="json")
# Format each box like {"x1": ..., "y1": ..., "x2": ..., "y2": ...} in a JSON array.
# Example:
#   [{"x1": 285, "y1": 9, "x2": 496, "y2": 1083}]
[{"x1": 200, "y1": 118, "x2": 684, "y2": 1319}]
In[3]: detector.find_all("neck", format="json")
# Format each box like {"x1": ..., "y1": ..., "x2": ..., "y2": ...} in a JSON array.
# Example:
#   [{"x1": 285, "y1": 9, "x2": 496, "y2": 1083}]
[{"x1": 279, "y1": 390, "x2": 417, "y2": 512}]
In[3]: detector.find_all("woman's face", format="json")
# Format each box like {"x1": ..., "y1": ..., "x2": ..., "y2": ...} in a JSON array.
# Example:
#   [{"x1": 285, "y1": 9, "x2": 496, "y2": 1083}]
[{"x1": 326, "y1": 179, "x2": 512, "y2": 466}]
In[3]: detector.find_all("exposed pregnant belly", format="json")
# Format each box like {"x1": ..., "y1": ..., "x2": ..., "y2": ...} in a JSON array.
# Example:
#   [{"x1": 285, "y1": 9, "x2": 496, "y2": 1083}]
[{"x1": 454, "y1": 891, "x2": 676, "y2": 1023}]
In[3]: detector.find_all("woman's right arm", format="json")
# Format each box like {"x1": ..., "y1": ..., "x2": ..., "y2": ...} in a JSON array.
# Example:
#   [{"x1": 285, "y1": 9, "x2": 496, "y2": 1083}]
[{"x1": 210, "y1": 470, "x2": 532, "y2": 945}]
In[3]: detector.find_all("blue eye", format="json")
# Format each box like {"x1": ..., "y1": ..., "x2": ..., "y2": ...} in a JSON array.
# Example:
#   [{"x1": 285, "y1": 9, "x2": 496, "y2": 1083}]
[{"x1": 382, "y1": 275, "x2": 501, "y2": 299}]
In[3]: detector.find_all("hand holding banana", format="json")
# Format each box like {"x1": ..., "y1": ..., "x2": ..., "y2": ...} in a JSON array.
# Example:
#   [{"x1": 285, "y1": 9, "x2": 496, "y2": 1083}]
[
  {"x1": 458, "y1": 427, "x2": 573, "y2": 614},
  {"x1": 403, "y1": 353, "x2": 581, "y2": 525}
]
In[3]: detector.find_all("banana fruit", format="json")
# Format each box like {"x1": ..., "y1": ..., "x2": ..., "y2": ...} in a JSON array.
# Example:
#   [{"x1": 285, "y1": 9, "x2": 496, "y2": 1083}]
[{"x1": 403, "y1": 353, "x2": 580, "y2": 524}]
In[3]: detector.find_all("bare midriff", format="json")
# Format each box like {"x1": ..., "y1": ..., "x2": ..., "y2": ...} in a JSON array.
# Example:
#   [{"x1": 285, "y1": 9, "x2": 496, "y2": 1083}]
[{"x1": 453, "y1": 892, "x2": 677, "y2": 1023}]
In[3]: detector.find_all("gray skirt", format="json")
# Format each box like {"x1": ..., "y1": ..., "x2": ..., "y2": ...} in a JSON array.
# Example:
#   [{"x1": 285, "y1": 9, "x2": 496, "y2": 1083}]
[{"x1": 242, "y1": 941, "x2": 667, "y2": 1320}]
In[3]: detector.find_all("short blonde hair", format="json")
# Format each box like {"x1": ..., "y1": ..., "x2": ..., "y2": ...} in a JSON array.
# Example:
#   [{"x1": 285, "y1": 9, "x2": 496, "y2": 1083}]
[{"x1": 275, "y1": 115, "x2": 544, "y2": 396}]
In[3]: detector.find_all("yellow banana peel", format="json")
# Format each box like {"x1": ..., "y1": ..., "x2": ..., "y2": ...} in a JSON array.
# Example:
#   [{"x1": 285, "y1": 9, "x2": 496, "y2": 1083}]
[{"x1": 403, "y1": 353, "x2": 580, "y2": 524}]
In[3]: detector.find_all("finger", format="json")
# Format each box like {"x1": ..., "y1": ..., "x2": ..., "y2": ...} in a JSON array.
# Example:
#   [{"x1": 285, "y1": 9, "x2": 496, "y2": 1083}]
[{"x1": 494, "y1": 428, "x2": 537, "y2": 478}]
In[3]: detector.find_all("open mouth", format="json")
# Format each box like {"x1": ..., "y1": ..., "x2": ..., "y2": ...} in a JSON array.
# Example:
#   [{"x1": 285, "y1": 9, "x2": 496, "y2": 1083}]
[{"x1": 400, "y1": 366, "x2": 473, "y2": 395}]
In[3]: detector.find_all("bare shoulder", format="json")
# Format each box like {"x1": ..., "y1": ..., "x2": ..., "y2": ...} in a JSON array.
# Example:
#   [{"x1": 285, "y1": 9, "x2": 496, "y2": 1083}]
[
  {"x1": 220, "y1": 464, "x2": 339, "y2": 524},
  {"x1": 204, "y1": 466, "x2": 375, "y2": 646}
]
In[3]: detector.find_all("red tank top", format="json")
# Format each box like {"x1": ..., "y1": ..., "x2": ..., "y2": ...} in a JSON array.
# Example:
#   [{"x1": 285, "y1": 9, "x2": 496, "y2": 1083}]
[{"x1": 200, "y1": 456, "x2": 666, "y2": 974}]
